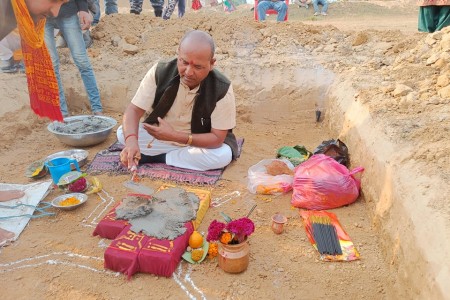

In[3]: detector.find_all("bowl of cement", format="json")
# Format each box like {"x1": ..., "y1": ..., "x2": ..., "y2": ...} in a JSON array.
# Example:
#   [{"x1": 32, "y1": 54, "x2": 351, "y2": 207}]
[{"x1": 48, "y1": 115, "x2": 117, "y2": 147}]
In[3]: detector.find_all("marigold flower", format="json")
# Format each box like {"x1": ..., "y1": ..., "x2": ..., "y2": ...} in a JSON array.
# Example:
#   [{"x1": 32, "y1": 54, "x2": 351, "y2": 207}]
[
  {"x1": 220, "y1": 232, "x2": 233, "y2": 244},
  {"x1": 191, "y1": 249, "x2": 204, "y2": 262},
  {"x1": 208, "y1": 242, "x2": 218, "y2": 258}
]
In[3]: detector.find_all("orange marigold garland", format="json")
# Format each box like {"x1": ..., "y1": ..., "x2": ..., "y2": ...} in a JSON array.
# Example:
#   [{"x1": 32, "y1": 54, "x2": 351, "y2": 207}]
[
  {"x1": 11, "y1": 0, "x2": 63, "y2": 122},
  {"x1": 207, "y1": 242, "x2": 218, "y2": 259}
]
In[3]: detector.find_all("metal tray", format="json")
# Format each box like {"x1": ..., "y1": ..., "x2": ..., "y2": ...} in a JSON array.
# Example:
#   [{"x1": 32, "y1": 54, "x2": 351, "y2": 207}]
[{"x1": 51, "y1": 193, "x2": 88, "y2": 211}]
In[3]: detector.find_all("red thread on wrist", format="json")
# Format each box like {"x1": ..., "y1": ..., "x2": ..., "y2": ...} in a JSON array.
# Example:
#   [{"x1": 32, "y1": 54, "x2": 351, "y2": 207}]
[{"x1": 125, "y1": 133, "x2": 138, "y2": 143}]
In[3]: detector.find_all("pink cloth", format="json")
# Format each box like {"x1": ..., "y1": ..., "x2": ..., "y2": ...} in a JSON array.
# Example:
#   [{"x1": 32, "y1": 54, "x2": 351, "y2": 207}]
[
  {"x1": 92, "y1": 202, "x2": 128, "y2": 239},
  {"x1": 104, "y1": 226, "x2": 149, "y2": 279},
  {"x1": 95, "y1": 201, "x2": 195, "y2": 278},
  {"x1": 417, "y1": 0, "x2": 450, "y2": 6},
  {"x1": 138, "y1": 222, "x2": 193, "y2": 277}
]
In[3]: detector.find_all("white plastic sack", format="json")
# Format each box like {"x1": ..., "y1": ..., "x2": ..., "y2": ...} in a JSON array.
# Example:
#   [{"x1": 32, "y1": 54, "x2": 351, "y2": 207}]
[
  {"x1": 247, "y1": 158, "x2": 294, "y2": 195},
  {"x1": 0, "y1": 180, "x2": 52, "y2": 243}
]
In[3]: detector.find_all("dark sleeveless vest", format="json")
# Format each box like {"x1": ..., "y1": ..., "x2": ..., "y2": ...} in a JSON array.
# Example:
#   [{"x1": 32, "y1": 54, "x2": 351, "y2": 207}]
[{"x1": 143, "y1": 58, "x2": 239, "y2": 159}]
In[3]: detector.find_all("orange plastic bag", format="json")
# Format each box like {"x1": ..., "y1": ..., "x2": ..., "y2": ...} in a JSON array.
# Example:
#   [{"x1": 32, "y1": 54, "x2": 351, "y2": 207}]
[{"x1": 291, "y1": 154, "x2": 364, "y2": 210}]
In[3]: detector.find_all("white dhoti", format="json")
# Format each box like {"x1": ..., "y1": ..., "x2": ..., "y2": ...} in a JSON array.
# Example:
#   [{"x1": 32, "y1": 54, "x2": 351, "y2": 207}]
[
  {"x1": 0, "y1": 31, "x2": 21, "y2": 61},
  {"x1": 117, "y1": 124, "x2": 232, "y2": 171}
]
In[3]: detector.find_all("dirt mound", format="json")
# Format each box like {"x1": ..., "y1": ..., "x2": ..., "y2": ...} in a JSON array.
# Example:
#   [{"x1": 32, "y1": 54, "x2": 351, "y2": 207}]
[{"x1": 0, "y1": 3, "x2": 449, "y2": 299}]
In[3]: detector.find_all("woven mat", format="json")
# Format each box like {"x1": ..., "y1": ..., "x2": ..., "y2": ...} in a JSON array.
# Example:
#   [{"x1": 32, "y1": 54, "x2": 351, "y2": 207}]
[{"x1": 86, "y1": 139, "x2": 244, "y2": 185}]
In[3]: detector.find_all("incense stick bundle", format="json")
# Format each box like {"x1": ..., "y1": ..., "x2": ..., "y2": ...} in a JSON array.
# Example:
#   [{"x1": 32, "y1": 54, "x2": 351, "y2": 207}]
[{"x1": 310, "y1": 216, "x2": 342, "y2": 255}]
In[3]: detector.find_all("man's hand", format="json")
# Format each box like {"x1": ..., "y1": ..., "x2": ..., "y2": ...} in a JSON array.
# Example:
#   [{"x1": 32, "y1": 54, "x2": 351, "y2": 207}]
[
  {"x1": 78, "y1": 11, "x2": 93, "y2": 30},
  {"x1": 120, "y1": 140, "x2": 141, "y2": 171},
  {"x1": 121, "y1": 103, "x2": 146, "y2": 169},
  {"x1": 143, "y1": 117, "x2": 176, "y2": 142}
]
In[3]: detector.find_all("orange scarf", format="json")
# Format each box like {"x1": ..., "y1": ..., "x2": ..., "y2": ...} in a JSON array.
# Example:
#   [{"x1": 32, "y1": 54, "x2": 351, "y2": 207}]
[{"x1": 11, "y1": 0, "x2": 63, "y2": 122}]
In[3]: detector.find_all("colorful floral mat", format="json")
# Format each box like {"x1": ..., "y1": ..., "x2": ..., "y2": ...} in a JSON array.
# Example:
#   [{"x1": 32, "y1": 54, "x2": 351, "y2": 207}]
[{"x1": 86, "y1": 139, "x2": 244, "y2": 185}]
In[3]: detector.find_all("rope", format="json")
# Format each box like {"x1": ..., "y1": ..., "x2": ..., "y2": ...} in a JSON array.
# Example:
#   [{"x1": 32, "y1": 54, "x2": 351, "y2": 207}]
[{"x1": 0, "y1": 202, "x2": 55, "y2": 220}]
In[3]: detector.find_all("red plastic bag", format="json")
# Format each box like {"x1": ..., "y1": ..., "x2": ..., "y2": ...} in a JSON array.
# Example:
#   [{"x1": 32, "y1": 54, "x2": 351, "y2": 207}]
[{"x1": 291, "y1": 154, "x2": 364, "y2": 210}]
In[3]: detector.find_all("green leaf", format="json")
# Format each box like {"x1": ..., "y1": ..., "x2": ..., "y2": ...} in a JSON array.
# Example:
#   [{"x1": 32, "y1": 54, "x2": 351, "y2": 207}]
[
  {"x1": 182, "y1": 241, "x2": 209, "y2": 264},
  {"x1": 220, "y1": 212, "x2": 232, "y2": 223}
]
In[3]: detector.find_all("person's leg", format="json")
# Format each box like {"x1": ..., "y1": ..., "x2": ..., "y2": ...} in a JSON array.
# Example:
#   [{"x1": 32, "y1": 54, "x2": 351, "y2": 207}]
[
  {"x1": 0, "y1": 190, "x2": 24, "y2": 202},
  {"x1": 117, "y1": 125, "x2": 232, "y2": 170},
  {"x1": 0, "y1": 41, "x2": 13, "y2": 64},
  {"x1": 257, "y1": 1, "x2": 273, "y2": 21},
  {"x1": 59, "y1": 15, "x2": 103, "y2": 114},
  {"x1": 150, "y1": 0, "x2": 164, "y2": 16},
  {"x1": 0, "y1": 227, "x2": 15, "y2": 247},
  {"x1": 418, "y1": 6, "x2": 438, "y2": 32},
  {"x1": 435, "y1": 6, "x2": 450, "y2": 31},
  {"x1": 44, "y1": 20, "x2": 69, "y2": 117},
  {"x1": 320, "y1": 0, "x2": 328, "y2": 14},
  {"x1": 273, "y1": 1, "x2": 287, "y2": 21},
  {"x1": 0, "y1": 33, "x2": 20, "y2": 61},
  {"x1": 0, "y1": 43, "x2": 13, "y2": 69},
  {"x1": 130, "y1": 0, "x2": 144, "y2": 14},
  {"x1": 162, "y1": 0, "x2": 179, "y2": 19},
  {"x1": 82, "y1": 28, "x2": 93, "y2": 48},
  {"x1": 105, "y1": 0, "x2": 119, "y2": 14},
  {"x1": 178, "y1": 0, "x2": 186, "y2": 18},
  {"x1": 223, "y1": 0, "x2": 233, "y2": 11},
  {"x1": 312, "y1": 0, "x2": 320, "y2": 14},
  {"x1": 297, "y1": 0, "x2": 306, "y2": 8},
  {"x1": 166, "y1": 145, "x2": 232, "y2": 171},
  {"x1": 93, "y1": 0, "x2": 101, "y2": 25},
  {"x1": 0, "y1": 32, "x2": 21, "y2": 70}
]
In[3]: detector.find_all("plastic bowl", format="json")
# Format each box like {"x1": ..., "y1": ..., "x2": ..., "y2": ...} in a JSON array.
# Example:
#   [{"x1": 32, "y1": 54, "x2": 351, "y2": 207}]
[
  {"x1": 47, "y1": 115, "x2": 117, "y2": 147},
  {"x1": 45, "y1": 149, "x2": 89, "y2": 167},
  {"x1": 51, "y1": 193, "x2": 88, "y2": 211}
]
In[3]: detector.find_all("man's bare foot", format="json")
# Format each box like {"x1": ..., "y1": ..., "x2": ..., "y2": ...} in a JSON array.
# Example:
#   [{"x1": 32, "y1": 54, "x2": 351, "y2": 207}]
[
  {"x1": 0, "y1": 190, "x2": 25, "y2": 202},
  {"x1": 0, "y1": 227, "x2": 15, "y2": 246}
]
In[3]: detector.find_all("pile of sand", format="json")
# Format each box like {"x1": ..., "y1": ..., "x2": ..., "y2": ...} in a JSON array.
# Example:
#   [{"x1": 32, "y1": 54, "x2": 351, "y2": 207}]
[
  {"x1": 0, "y1": 5, "x2": 449, "y2": 298},
  {"x1": 1, "y1": 7, "x2": 447, "y2": 184}
]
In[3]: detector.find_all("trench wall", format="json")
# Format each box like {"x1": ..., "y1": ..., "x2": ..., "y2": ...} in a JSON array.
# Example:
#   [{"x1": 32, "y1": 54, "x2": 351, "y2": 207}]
[{"x1": 327, "y1": 78, "x2": 449, "y2": 299}]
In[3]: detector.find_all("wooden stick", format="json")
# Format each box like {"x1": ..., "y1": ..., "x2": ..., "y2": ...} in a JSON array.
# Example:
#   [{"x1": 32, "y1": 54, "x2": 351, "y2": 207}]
[{"x1": 246, "y1": 204, "x2": 257, "y2": 218}]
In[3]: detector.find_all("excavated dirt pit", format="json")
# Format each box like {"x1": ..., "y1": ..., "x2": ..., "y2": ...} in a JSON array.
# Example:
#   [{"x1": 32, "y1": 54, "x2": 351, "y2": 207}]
[{"x1": 1, "y1": 2, "x2": 449, "y2": 299}]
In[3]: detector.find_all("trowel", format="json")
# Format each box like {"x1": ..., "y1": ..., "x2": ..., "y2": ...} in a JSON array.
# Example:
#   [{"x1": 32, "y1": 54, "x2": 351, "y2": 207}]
[
  {"x1": 123, "y1": 180, "x2": 154, "y2": 196},
  {"x1": 123, "y1": 164, "x2": 154, "y2": 195}
]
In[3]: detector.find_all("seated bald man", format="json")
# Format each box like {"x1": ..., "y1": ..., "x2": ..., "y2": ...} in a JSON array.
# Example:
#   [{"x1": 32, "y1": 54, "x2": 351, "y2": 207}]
[{"x1": 118, "y1": 30, "x2": 238, "y2": 171}]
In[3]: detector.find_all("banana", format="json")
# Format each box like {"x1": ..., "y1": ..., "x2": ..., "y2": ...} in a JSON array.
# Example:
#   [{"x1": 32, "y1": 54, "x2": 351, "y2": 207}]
[{"x1": 86, "y1": 176, "x2": 102, "y2": 194}]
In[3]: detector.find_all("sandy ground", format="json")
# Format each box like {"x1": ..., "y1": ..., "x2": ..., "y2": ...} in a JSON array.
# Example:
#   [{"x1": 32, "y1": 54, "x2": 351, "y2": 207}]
[{"x1": 1, "y1": 1, "x2": 450, "y2": 299}]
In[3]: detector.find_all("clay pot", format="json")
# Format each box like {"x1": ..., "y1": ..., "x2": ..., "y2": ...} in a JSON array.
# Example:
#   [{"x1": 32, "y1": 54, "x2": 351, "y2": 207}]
[
  {"x1": 271, "y1": 213, "x2": 287, "y2": 234},
  {"x1": 218, "y1": 240, "x2": 250, "y2": 273}
]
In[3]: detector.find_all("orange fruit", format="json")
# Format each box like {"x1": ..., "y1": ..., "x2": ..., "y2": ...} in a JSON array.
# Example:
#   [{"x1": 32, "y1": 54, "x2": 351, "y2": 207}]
[{"x1": 189, "y1": 231, "x2": 203, "y2": 249}]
